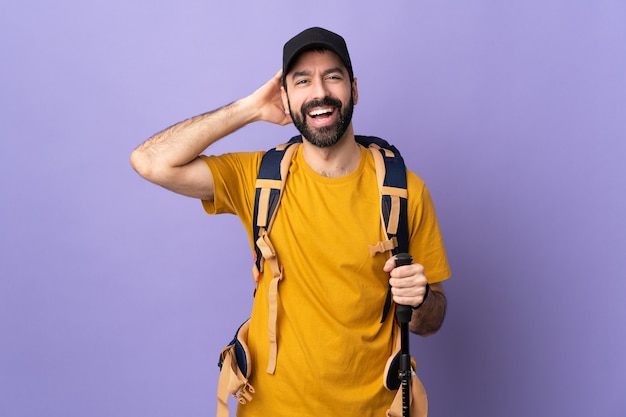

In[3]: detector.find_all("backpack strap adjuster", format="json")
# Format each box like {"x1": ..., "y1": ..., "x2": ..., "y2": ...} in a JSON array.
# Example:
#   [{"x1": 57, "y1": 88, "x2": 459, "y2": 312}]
[{"x1": 368, "y1": 237, "x2": 398, "y2": 257}]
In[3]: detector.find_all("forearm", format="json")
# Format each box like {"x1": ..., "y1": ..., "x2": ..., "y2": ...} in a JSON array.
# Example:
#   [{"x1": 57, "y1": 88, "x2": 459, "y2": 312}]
[
  {"x1": 130, "y1": 97, "x2": 259, "y2": 178},
  {"x1": 409, "y1": 283, "x2": 447, "y2": 336}
]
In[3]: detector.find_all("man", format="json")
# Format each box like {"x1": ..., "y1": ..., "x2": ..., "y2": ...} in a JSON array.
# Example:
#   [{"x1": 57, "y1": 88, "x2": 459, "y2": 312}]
[{"x1": 131, "y1": 27, "x2": 450, "y2": 417}]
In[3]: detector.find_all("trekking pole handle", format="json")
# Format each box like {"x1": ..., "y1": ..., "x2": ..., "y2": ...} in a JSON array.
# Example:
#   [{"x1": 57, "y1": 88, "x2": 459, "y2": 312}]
[
  {"x1": 394, "y1": 253, "x2": 413, "y2": 417},
  {"x1": 395, "y1": 253, "x2": 413, "y2": 324}
]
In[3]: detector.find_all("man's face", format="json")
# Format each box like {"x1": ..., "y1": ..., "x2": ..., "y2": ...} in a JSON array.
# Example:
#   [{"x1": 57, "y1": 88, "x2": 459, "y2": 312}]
[{"x1": 282, "y1": 50, "x2": 358, "y2": 148}]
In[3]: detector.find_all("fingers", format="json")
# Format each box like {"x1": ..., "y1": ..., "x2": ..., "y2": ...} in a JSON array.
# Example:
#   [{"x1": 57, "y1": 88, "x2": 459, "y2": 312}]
[
  {"x1": 385, "y1": 259, "x2": 424, "y2": 278},
  {"x1": 383, "y1": 257, "x2": 397, "y2": 272},
  {"x1": 386, "y1": 260, "x2": 428, "y2": 307},
  {"x1": 390, "y1": 276, "x2": 428, "y2": 307},
  {"x1": 388, "y1": 267, "x2": 426, "y2": 289},
  {"x1": 249, "y1": 70, "x2": 293, "y2": 126},
  {"x1": 392, "y1": 289, "x2": 427, "y2": 308}
]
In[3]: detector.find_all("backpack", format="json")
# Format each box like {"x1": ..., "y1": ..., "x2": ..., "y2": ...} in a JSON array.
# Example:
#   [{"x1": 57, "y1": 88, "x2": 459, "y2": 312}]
[{"x1": 217, "y1": 135, "x2": 427, "y2": 417}]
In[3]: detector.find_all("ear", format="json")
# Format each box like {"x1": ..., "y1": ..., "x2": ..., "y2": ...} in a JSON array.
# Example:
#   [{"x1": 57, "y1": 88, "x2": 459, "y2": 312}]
[
  {"x1": 281, "y1": 86, "x2": 290, "y2": 114},
  {"x1": 351, "y1": 77, "x2": 359, "y2": 105}
]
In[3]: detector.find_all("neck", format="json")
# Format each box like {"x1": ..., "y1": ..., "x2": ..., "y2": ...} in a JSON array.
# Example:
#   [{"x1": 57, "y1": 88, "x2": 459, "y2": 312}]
[{"x1": 300, "y1": 125, "x2": 361, "y2": 178}]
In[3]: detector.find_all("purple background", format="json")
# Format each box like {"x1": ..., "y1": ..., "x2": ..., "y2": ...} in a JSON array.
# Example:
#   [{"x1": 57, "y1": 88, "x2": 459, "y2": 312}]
[{"x1": 2, "y1": 1, "x2": 625, "y2": 416}]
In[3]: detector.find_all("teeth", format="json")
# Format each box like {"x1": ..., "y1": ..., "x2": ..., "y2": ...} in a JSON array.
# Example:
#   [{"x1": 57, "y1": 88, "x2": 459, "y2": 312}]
[{"x1": 309, "y1": 108, "x2": 332, "y2": 116}]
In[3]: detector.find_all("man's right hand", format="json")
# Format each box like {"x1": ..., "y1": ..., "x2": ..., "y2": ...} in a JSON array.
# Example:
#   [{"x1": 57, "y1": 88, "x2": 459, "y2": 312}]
[{"x1": 246, "y1": 70, "x2": 293, "y2": 126}]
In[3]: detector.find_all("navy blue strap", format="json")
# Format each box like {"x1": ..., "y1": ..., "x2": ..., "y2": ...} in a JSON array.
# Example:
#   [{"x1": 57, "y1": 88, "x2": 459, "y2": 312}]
[{"x1": 253, "y1": 136, "x2": 301, "y2": 276}]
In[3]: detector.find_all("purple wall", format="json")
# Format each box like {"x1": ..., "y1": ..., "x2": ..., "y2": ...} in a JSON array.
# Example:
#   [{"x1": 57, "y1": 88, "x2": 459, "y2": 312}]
[{"x1": 2, "y1": 1, "x2": 625, "y2": 416}]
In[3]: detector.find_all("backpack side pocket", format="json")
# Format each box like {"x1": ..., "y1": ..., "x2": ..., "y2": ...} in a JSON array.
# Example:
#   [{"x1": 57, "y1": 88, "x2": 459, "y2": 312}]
[{"x1": 217, "y1": 319, "x2": 255, "y2": 417}]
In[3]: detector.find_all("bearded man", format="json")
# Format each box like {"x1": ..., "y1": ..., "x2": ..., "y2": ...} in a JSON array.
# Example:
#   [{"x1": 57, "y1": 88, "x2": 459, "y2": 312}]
[{"x1": 131, "y1": 27, "x2": 451, "y2": 417}]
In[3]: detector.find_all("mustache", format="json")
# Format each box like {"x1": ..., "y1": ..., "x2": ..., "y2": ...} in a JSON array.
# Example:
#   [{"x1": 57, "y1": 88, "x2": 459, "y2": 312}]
[{"x1": 301, "y1": 97, "x2": 343, "y2": 114}]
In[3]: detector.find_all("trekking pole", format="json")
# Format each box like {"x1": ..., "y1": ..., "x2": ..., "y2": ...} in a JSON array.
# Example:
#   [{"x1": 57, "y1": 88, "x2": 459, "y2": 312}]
[{"x1": 395, "y1": 253, "x2": 413, "y2": 417}]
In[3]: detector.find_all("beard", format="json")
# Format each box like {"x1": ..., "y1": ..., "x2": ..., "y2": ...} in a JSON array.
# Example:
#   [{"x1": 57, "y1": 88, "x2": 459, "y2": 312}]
[{"x1": 289, "y1": 95, "x2": 354, "y2": 148}]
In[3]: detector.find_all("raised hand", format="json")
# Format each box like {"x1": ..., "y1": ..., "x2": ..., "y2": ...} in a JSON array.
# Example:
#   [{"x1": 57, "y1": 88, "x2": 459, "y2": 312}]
[{"x1": 247, "y1": 70, "x2": 293, "y2": 126}]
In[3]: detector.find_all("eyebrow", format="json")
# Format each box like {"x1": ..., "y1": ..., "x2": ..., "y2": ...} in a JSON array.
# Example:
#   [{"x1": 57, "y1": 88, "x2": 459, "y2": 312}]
[{"x1": 291, "y1": 66, "x2": 346, "y2": 80}]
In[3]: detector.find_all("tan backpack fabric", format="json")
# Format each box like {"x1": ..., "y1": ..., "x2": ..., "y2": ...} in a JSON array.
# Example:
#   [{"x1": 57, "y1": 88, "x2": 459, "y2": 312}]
[{"x1": 216, "y1": 319, "x2": 254, "y2": 417}]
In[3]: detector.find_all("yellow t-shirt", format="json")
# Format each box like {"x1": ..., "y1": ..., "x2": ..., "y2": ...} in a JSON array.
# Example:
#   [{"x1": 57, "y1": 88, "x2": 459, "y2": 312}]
[{"x1": 202, "y1": 144, "x2": 450, "y2": 417}]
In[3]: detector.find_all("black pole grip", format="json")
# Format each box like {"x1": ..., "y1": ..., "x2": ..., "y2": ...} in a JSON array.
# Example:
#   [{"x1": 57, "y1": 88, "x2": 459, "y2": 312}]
[
  {"x1": 394, "y1": 253, "x2": 413, "y2": 417},
  {"x1": 395, "y1": 253, "x2": 413, "y2": 324}
]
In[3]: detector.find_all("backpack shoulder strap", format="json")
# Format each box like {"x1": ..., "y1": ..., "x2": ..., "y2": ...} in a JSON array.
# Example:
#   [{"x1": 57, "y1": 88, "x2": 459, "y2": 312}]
[
  {"x1": 251, "y1": 135, "x2": 301, "y2": 375},
  {"x1": 356, "y1": 136, "x2": 409, "y2": 322},
  {"x1": 252, "y1": 135, "x2": 302, "y2": 281},
  {"x1": 357, "y1": 135, "x2": 409, "y2": 255}
]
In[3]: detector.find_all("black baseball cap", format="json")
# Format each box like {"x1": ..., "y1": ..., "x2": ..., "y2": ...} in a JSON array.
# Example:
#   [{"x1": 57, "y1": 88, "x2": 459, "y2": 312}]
[{"x1": 282, "y1": 27, "x2": 354, "y2": 81}]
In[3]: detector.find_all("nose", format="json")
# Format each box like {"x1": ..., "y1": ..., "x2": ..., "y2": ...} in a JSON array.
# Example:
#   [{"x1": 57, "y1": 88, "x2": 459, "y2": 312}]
[{"x1": 310, "y1": 77, "x2": 329, "y2": 100}]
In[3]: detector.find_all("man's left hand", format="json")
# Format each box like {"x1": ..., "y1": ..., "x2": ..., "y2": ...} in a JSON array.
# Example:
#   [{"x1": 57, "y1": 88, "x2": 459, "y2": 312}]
[{"x1": 383, "y1": 257, "x2": 429, "y2": 308}]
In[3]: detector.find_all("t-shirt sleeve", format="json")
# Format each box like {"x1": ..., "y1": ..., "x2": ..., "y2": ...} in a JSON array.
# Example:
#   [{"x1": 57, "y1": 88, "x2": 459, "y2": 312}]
[
  {"x1": 406, "y1": 171, "x2": 452, "y2": 284},
  {"x1": 199, "y1": 152, "x2": 264, "y2": 229}
]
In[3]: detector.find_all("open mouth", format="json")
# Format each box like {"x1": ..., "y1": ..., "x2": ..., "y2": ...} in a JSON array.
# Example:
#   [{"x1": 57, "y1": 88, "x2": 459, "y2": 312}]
[
  {"x1": 308, "y1": 107, "x2": 334, "y2": 118},
  {"x1": 300, "y1": 98, "x2": 342, "y2": 127}
]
